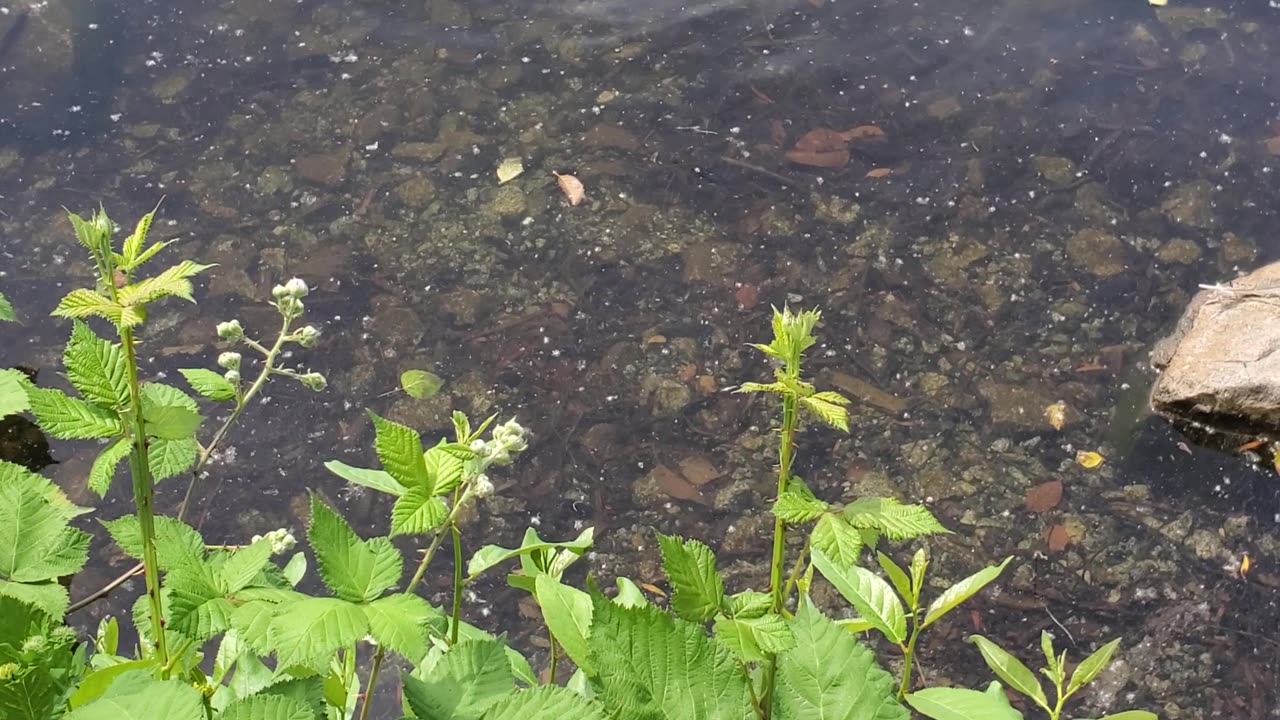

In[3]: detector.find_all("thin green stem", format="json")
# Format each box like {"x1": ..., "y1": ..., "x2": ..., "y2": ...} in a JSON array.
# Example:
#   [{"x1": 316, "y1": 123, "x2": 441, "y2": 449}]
[
  {"x1": 357, "y1": 647, "x2": 385, "y2": 720},
  {"x1": 762, "y1": 372, "x2": 801, "y2": 719},
  {"x1": 547, "y1": 630, "x2": 559, "y2": 686},
  {"x1": 450, "y1": 524, "x2": 463, "y2": 645},
  {"x1": 779, "y1": 535, "x2": 812, "y2": 615},
  {"x1": 897, "y1": 625, "x2": 921, "y2": 699}
]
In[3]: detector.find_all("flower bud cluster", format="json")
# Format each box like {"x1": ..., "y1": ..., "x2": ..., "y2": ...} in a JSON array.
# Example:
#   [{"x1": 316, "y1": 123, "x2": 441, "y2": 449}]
[
  {"x1": 299, "y1": 372, "x2": 327, "y2": 392},
  {"x1": 250, "y1": 528, "x2": 297, "y2": 555},
  {"x1": 273, "y1": 277, "x2": 309, "y2": 319},
  {"x1": 217, "y1": 352, "x2": 241, "y2": 371},
  {"x1": 296, "y1": 325, "x2": 321, "y2": 348},
  {"x1": 216, "y1": 319, "x2": 244, "y2": 342}
]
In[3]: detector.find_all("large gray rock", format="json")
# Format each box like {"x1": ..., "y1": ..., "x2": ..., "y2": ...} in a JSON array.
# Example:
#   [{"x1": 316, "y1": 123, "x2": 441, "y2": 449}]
[{"x1": 1151, "y1": 261, "x2": 1280, "y2": 432}]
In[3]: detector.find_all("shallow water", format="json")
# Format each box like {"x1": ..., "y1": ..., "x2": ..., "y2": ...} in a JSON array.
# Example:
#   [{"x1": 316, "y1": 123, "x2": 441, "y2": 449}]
[{"x1": 3, "y1": 0, "x2": 1280, "y2": 717}]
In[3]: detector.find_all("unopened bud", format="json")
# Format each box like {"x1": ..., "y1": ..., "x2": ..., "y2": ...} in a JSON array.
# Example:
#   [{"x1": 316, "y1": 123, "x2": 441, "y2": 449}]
[
  {"x1": 284, "y1": 277, "x2": 310, "y2": 298},
  {"x1": 216, "y1": 320, "x2": 244, "y2": 341},
  {"x1": 217, "y1": 352, "x2": 241, "y2": 370},
  {"x1": 296, "y1": 325, "x2": 321, "y2": 348},
  {"x1": 272, "y1": 284, "x2": 289, "y2": 300},
  {"x1": 224, "y1": 370, "x2": 241, "y2": 384},
  {"x1": 471, "y1": 474, "x2": 495, "y2": 499},
  {"x1": 299, "y1": 372, "x2": 327, "y2": 392},
  {"x1": 277, "y1": 296, "x2": 304, "y2": 319}
]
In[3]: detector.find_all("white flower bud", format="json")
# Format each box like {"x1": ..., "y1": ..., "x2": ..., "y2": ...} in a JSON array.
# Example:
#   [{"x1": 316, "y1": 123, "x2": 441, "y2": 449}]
[
  {"x1": 217, "y1": 351, "x2": 242, "y2": 370},
  {"x1": 297, "y1": 325, "x2": 321, "y2": 348},
  {"x1": 216, "y1": 320, "x2": 244, "y2": 341},
  {"x1": 284, "y1": 277, "x2": 310, "y2": 298},
  {"x1": 224, "y1": 370, "x2": 241, "y2": 384},
  {"x1": 469, "y1": 439, "x2": 487, "y2": 454},
  {"x1": 471, "y1": 474, "x2": 494, "y2": 499},
  {"x1": 272, "y1": 284, "x2": 289, "y2": 300},
  {"x1": 299, "y1": 372, "x2": 327, "y2": 392},
  {"x1": 277, "y1": 296, "x2": 304, "y2": 319}
]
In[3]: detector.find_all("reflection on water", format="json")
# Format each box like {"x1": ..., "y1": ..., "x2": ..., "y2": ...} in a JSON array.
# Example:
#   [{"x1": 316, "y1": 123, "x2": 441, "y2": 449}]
[{"x1": 3, "y1": 0, "x2": 1280, "y2": 716}]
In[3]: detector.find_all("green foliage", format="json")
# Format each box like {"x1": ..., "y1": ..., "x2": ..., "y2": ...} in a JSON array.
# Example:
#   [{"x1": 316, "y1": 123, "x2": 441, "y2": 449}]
[
  {"x1": 0, "y1": 291, "x2": 14, "y2": 322},
  {"x1": 308, "y1": 494, "x2": 401, "y2": 603},
  {"x1": 0, "y1": 597, "x2": 84, "y2": 720},
  {"x1": 0, "y1": 461, "x2": 91, "y2": 617},
  {"x1": 656, "y1": 533, "x2": 724, "y2": 622},
  {"x1": 401, "y1": 369, "x2": 444, "y2": 399},
  {"x1": 0, "y1": 368, "x2": 29, "y2": 419},
  {"x1": 65, "y1": 672, "x2": 205, "y2": 720},
  {"x1": 178, "y1": 368, "x2": 236, "y2": 402}
]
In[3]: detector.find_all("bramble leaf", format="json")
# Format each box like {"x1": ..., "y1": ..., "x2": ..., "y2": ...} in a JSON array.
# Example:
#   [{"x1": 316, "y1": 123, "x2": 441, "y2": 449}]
[
  {"x1": 64, "y1": 675, "x2": 204, "y2": 720},
  {"x1": 140, "y1": 382, "x2": 202, "y2": 439},
  {"x1": 368, "y1": 411, "x2": 430, "y2": 491},
  {"x1": 425, "y1": 444, "x2": 465, "y2": 495},
  {"x1": 479, "y1": 686, "x2": 609, "y2": 720},
  {"x1": 714, "y1": 613, "x2": 794, "y2": 663},
  {"x1": 52, "y1": 289, "x2": 142, "y2": 329},
  {"x1": 0, "y1": 461, "x2": 91, "y2": 617},
  {"x1": 103, "y1": 515, "x2": 204, "y2": 572},
  {"x1": 0, "y1": 291, "x2": 14, "y2": 322},
  {"x1": 800, "y1": 395, "x2": 849, "y2": 431},
  {"x1": 402, "y1": 639, "x2": 515, "y2": 720},
  {"x1": 167, "y1": 563, "x2": 234, "y2": 640},
  {"x1": 179, "y1": 368, "x2": 236, "y2": 402},
  {"x1": 772, "y1": 481, "x2": 829, "y2": 524},
  {"x1": 308, "y1": 494, "x2": 401, "y2": 602},
  {"x1": 0, "y1": 368, "x2": 29, "y2": 419},
  {"x1": 400, "y1": 369, "x2": 444, "y2": 399},
  {"x1": 24, "y1": 385, "x2": 123, "y2": 439},
  {"x1": 88, "y1": 437, "x2": 131, "y2": 497},
  {"x1": 116, "y1": 260, "x2": 213, "y2": 306},
  {"x1": 655, "y1": 533, "x2": 724, "y2": 622},
  {"x1": 389, "y1": 486, "x2": 448, "y2": 537},
  {"x1": 65, "y1": 321, "x2": 130, "y2": 409},
  {"x1": 218, "y1": 694, "x2": 314, "y2": 720},
  {"x1": 148, "y1": 437, "x2": 199, "y2": 481},
  {"x1": 364, "y1": 592, "x2": 435, "y2": 661},
  {"x1": 810, "y1": 514, "x2": 864, "y2": 568},
  {"x1": 843, "y1": 497, "x2": 950, "y2": 541},
  {"x1": 268, "y1": 597, "x2": 368, "y2": 673}
]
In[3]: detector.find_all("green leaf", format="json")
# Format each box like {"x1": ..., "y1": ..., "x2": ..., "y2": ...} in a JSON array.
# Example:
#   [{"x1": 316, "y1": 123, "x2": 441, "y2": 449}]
[
  {"x1": 0, "y1": 579, "x2": 69, "y2": 618},
  {"x1": 774, "y1": 602, "x2": 908, "y2": 720},
  {"x1": 1066, "y1": 638, "x2": 1122, "y2": 697},
  {"x1": 103, "y1": 515, "x2": 204, "y2": 571},
  {"x1": 0, "y1": 291, "x2": 14, "y2": 322},
  {"x1": 587, "y1": 594, "x2": 754, "y2": 720},
  {"x1": 219, "y1": 538, "x2": 275, "y2": 592},
  {"x1": 875, "y1": 552, "x2": 914, "y2": 606},
  {"x1": 403, "y1": 639, "x2": 515, "y2": 720},
  {"x1": 811, "y1": 548, "x2": 906, "y2": 644},
  {"x1": 467, "y1": 528, "x2": 595, "y2": 578},
  {"x1": 167, "y1": 564, "x2": 235, "y2": 640},
  {"x1": 0, "y1": 460, "x2": 89, "y2": 519},
  {"x1": 450, "y1": 620, "x2": 537, "y2": 687},
  {"x1": 969, "y1": 636, "x2": 1048, "y2": 710},
  {"x1": 308, "y1": 494, "x2": 401, "y2": 603},
  {"x1": 401, "y1": 369, "x2": 444, "y2": 399},
  {"x1": 230, "y1": 600, "x2": 285, "y2": 655},
  {"x1": 368, "y1": 411, "x2": 431, "y2": 491},
  {"x1": 727, "y1": 590, "x2": 772, "y2": 619},
  {"x1": 65, "y1": 675, "x2": 205, "y2": 720},
  {"x1": 612, "y1": 577, "x2": 649, "y2": 609},
  {"x1": 810, "y1": 514, "x2": 865, "y2": 568},
  {"x1": 129, "y1": 240, "x2": 175, "y2": 271},
  {"x1": 843, "y1": 497, "x2": 950, "y2": 541},
  {"x1": 140, "y1": 384, "x2": 203, "y2": 439},
  {"x1": 390, "y1": 486, "x2": 449, "y2": 537},
  {"x1": 88, "y1": 437, "x2": 131, "y2": 497},
  {"x1": 268, "y1": 597, "x2": 369, "y2": 672},
  {"x1": 179, "y1": 368, "x2": 236, "y2": 402},
  {"x1": 219, "y1": 694, "x2": 315, "y2": 720},
  {"x1": 534, "y1": 574, "x2": 593, "y2": 671},
  {"x1": 772, "y1": 482, "x2": 830, "y2": 524},
  {"x1": 714, "y1": 613, "x2": 795, "y2": 662},
  {"x1": 116, "y1": 260, "x2": 213, "y2": 306},
  {"x1": 0, "y1": 463, "x2": 91, "y2": 606},
  {"x1": 655, "y1": 533, "x2": 724, "y2": 622},
  {"x1": 425, "y1": 444, "x2": 466, "y2": 495},
  {"x1": 799, "y1": 395, "x2": 849, "y2": 431},
  {"x1": 24, "y1": 385, "x2": 123, "y2": 439},
  {"x1": 65, "y1": 321, "x2": 130, "y2": 408},
  {"x1": 147, "y1": 437, "x2": 199, "y2": 481},
  {"x1": 120, "y1": 211, "x2": 154, "y2": 266},
  {"x1": 0, "y1": 369, "x2": 30, "y2": 419},
  {"x1": 68, "y1": 659, "x2": 160, "y2": 710},
  {"x1": 324, "y1": 460, "x2": 405, "y2": 497},
  {"x1": 480, "y1": 686, "x2": 608, "y2": 720},
  {"x1": 52, "y1": 289, "x2": 141, "y2": 328},
  {"x1": 282, "y1": 552, "x2": 307, "y2": 587},
  {"x1": 365, "y1": 592, "x2": 435, "y2": 661},
  {"x1": 923, "y1": 557, "x2": 1012, "y2": 628},
  {"x1": 905, "y1": 685, "x2": 1024, "y2": 720}
]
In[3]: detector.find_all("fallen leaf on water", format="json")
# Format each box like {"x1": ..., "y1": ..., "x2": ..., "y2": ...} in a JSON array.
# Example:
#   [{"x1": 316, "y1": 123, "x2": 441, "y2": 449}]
[
  {"x1": 865, "y1": 168, "x2": 893, "y2": 178},
  {"x1": 750, "y1": 84, "x2": 776, "y2": 105},
  {"x1": 650, "y1": 463, "x2": 709, "y2": 505},
  {"x1": 841, "y1": 125, "x2": 886, "y2": 141},
  {"x1": 770, "y1": 119, "x2": 787, "y2": 148},
  {"x1": 677, "y1": 455, "x2": 722, "y2": 487},
  {"x1": 1147, "y1": 0, "x2": 1167, "y2": 6},
  {"x1": 1046, "y1": 524, "x2": 1071, "y2": 552},
  {"x1": 643, "y1": 333, "x2": 667, "y2": 345},
  {"x1": 496, "y1": 157, "x2": 524, "y2": 184},
  {"x1": 1266, "y1": 136, "x2": 1280, "y2": 157},
  {"x1": 1024, "y1": 480, "x2": 1063, "y2": 513},
  {"x1": 735, "y1": 283, "x2": 760, "y2": 310},
  {"x1": 1076, "y1": 450, "x2": 1105, "y2": 469},
  {"x1": 785, "y1": 148, "x2": 849, "y2": 168},
  {"x1": 639, "y1": 582, "x2": 667, "y2": 597},
  {"x1": 793, "y1": 128, "x2": 850, "y2": 153},
  {"x1": 400, "y1": 369, "x2": 444, "y2": 399},
  {"x1": 1044, "y1": 401, "x2": 1066, "y2": 431},
  {"x1": 1237, "y1": 438, "x2": 1265, "y2": 453},
  {"x1": 554, "y1": 172, "x2": 585, "y2": 206}
]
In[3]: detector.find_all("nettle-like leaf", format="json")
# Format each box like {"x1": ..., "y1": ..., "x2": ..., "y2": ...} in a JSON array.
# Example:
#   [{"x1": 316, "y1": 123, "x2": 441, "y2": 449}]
[
  {"x1": 0, "y1": 461, "x2": 91, "y2": 616},
  {"x1": 774, "y1": 603, "x2": 907, "y2": 720},
  {"x1": 810, "y1": 514, "x2": 865, "y2": 568},
  {"x1": 269, "y1": 597, "x2": 369, "y2": 673},
  {"x1": 179, "y1": 368, "x2": 236, "y2": 402},
  {"x1": 714, "y1": 613, "x2": 795, "y2": 663},
  {"x1": 23, "y1": 384, "x2": 123, "y2": 439},
  {"x1": 390, "y1": 485, "x2": 449, "y2": 537},
  {"x1": 369, "y1": 411, "x2": 431, "y2": 491},
  {"x1": 480, "y1": 686, "x2": 609, "y2": 720},
  {"x1": 167, "y1": 563, "x2": 235, "y2": 640},
  {"x1": 103, "y1": 514, "x2": 205, "y2": 572},
  {"x1": 0, "y1": 368, "x2": 31, "y2": 419},
  {"x1": 655, "y1": 533, "x2": 724, "y2": 622},
  {"x1": 64, "y1": 672, "x2": 205, "y2": 720},
  {"x1": 218, "y1": 693, "x2": 316, "y2": 720},
  {"x1": 52, "y1": 288, "x2": 144, "y2": 329},
  {"x1": 148, "y1": 437, "x2": 199, "y2": 481},
  {"x1": 402, "y1": 638, "x2": 516, "y2": 720},
  {"x1": 308, "y1": 494, "x2": 401, "y2": 603},
  {"x1": 425, "y1": 443, "x2": 466, "y2": 495},
  {"x1": 587, "y1": 593, "x2": 754, "y2": 720},
  {"x1": 65, "y1": 321, "x2": 130, "y2": 409},
  {"x1": 0, "y1": 291, "x2": 14, "y2": 322},
  {"x1": 88, "y1": 437, "x2": 131, "y2": 497},
  {"x1": 364, "y1": 592, "x2": 436, "y2": 661},
  {"x1": 116, "y1": 260, "x2": 214, "y2": 307},
  {"x1": 140, "y1": 382, "x2": 202, "y2": 440},
  {"x1": 799, "y1": 392, "x2": 850, "y2": 432},
  {"x1": 843, "y1": 497, "x2": 950, "y2": 541},
  {"x1": 772, "y1": 480, "x2": 829, "y2": 524}
]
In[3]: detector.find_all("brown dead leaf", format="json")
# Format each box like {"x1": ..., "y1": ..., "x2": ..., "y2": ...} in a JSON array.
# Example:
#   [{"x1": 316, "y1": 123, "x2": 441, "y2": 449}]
[
  {"x1": 639, "y1": 582, "x2": 667, "y2": 597},
  {"x1": 554, "y1": 172, "x2": 586, "y2": 206},
  {"x1": 793, "y1": 128, "x2": 849, "y2": 153},
  {"x1": 1024, "y1": 480, "x2": 1063, "y2": 513},
  {"x1": 678, "y1": 364, "x2": 698, "y2": 383},
  {"x1": 841, "y1": 125, "x2": 886, "y2": 141},
  {"x1": 1046, "y1": 524, "x2": 1071, "y2": 553},
  {"x1": 770, "y1": 119, "x2": 787, "y2": 148},
  {"x1": 865, "y1": 168, "x2": 893, "y2": 179},
  {"x1": 750, "y1": 85, "x2": 776, "y2": 105},
  {"x1": 650, "y1": 464, "x2": 709, "y2": 505},
  {"x1": 735, "y1": 283, "x2": 760, "y2": 310},
  {"x1": 643, "y1": 334, "x2": 667, "y2": 345},
  {"x1": 678, "y1": 455, "x2": 722, "y2": 487},
  {"x1": 785, "y1": 148, "x2": 850, "y2": 168},
  {"x1": 1266, "y1": 136, "x2": 1280, "y2": 156}
]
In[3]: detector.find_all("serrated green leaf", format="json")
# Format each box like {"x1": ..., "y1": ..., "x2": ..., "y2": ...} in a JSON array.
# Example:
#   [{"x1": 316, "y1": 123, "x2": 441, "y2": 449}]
[
  {"x1": 52, "y1": 289, "x2": 141, "y2": 328},
  {"x1": 772, "y1": 483, "x2": 830, "y2": 524},
  {"x1": 876, "y1": 552, "x2": 914, "y2": 606},
  {"x1": 735, "y1": 380, "x2": 787, "y2": 395},
  {"x1": 268, "y1": 597, "x2": 368, "y2": 672},
  {"x1": 179, "y1": 368, "x2": 236, "y2": 402},
  {"x1": 67, "y1": 659, "x2": 160, "y2": 710},
  {"x1": 0, "y1": 291, "x2": 14, "y2": 322},
  {"x1": 219, "y1": 694, "x2": 315, "y2": 720},
  {"x1": 148, "y1": 436, "x2": 199, "y2": 481},
  {"x1": 167, "y1": 563, "x2": 235, "y2": 640},
  {"x1": 775, "y1": 602, "x2": 908, "y2": 720},
  {"x1": 401, "y1": 369, "x2": 444, "y2": 399},
  {"x1": 467, "y1": 528, "x2": 595, "y2": 578},
  {"x1": 588, "y1": 594, "x2": 753, "y2": 720},
  {"x1": 403, "y1": 639, "x2": 515, "y2": 720},
  {"x1": 843, "y1": 497, "x2": 950, "y2": 541},
  {"x1": 799, "y1": 395, "x2": 849, "y2": 431},
  {"x1": 0, "y1": 579, "x2": 69, "y2": 618},
  {"x1": 0, "y1": 460, "x2": 89, "y2": 520},
  {"x1": 905, "y1": 685, "x2": 1023, "y2": 720},
  {"x1": 969, "y1": 636, "x2": 1048, "y2": 710},
  {"x1": 103, "y1": 515, "x2": 205, "y2": 572},
  {"x1": 64, "y1": 675, "x2": 205, "y2": 720},
  {"x1": 448, "y1": 620, "x2": 537, "y2": 687},
  {"x1": 811, "y1": 548, "x2": 906, "y2": 644},
  {"x1": 24, "y1": 385, "x2": 123, "y2": 439},
  {"x1": 141, "y1": 383, "x2": 202, "y2": 439},
  {"x1": 727, "y1": 590, "x2": 772, "y2": 619},
  {"x1": 534, "y1": 574, "x2": 593, "y2": 671},
  {"x1": 368, "y1": 411, "x2": 431, "y2": 491},
  {"x1": 365, "y1": 593, "x2": 435, "y2": 661},
  {"x1": 324, "y1": 460, "x2": 404, "y2": 496},
  {"x1": 390, "y1": 486, "x2": 449, "y2": 537},
  {"x1": 282, "y1": 552, "x2": 307, "y2": 587},
  {"x1": 219, "y1": 538, "x2": 274, "y2": 593},
  {"x1": 480, "y1": 686, "x2": 609, "y2": 720},
  {"x1": 129, "y1": 240, "x2": 175, "y2": 270},
  {"x1": 613, "y1": 577, "x2": 649, "y2": 609},
  {"x1": 65, "y1": 321, "x2": 130, "y2": 408},
  {"x1": 923, "y1": 557, "x2": 1011, "y2": 628},
  {"x1": 655, "y1": 533, "x2": 723, "y2": 622},
  {"x1": 88, "y1": 437, "x2": 131, "y2": 497},
  {"x1": 229, "y1": 600, "x2": 285, "y2": 655},
  {"x1": 425, "y1": 444, "x2": 466, "y2": 495},
  {"x1": 811, "y1": 514, "x2": 865, "y2": 568},
  {"x1": 714, "y1": 613, "x2": 795, "y2": 662},
  {"x1": 0, "y1": 463, "x2": 91, "y2": 601},
  {"x1": 1066, "y1": 638, "x2": 1122, "y2": 697},
  {"x1": 308, "y1": 494, "x2": 401, "y2": 602},
  {"x1": 0, "y1": 368, "x2": 30, "y2": 419},
  {"x1": 116, "y1": 260, "x2": 213, "y2": 306},
  {"x1": 121, "y1": 211, "x2": 154, "y2": 266}
]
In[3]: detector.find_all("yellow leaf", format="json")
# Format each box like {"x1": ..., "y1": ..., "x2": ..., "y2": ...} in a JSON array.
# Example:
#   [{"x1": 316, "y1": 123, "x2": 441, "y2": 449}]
[
  {"x1": 554, "y1": 172, "x2": 586, "y2": 206},
  {"x1": 1148, "y1": 0, "x2": 1167, "y2": 5},
  {"x1": 1044, "y1": 401, "x2": 1066, "y2": 431},
  {"x1": 496, "y1": 157, "x2": 524, "y2": 185},
  {"x1": 1076, "y1": 450, "x2": 1105, "y2": 469}
]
